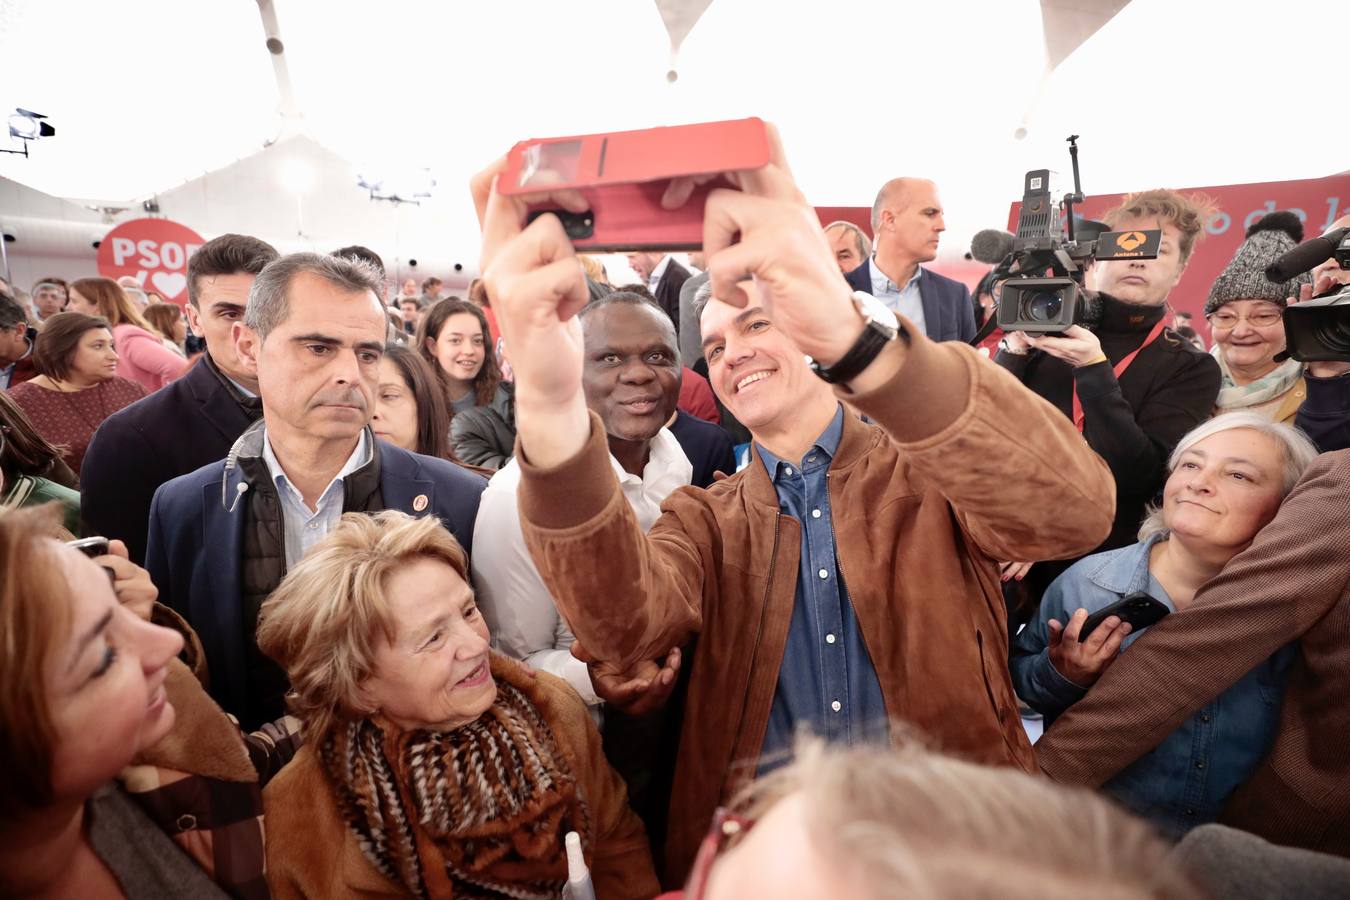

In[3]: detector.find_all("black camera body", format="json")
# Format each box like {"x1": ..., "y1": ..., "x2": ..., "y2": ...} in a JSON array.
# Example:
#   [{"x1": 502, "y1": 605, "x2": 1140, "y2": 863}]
[
  {"x1": 1283, "y1": 287, "x2": 1350, "y2": 362},
  {"x1": 989, "y1": 140, "x2": 1158, "y2": 335},
  {"x1": 996, "y1": 277, "x2": 1103, "y2": 333}
]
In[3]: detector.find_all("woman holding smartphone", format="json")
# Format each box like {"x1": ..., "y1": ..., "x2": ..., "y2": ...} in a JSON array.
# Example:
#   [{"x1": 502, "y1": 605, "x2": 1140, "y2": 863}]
[{"x1": 1011, "y1": 411, "x2": 1318, "y2": 839}]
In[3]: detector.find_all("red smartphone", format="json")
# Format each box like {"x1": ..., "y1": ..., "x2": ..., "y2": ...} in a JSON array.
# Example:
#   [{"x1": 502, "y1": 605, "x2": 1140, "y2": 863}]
[{"x1": 499, "y1": 118, "x2": 771, "y2": 252}]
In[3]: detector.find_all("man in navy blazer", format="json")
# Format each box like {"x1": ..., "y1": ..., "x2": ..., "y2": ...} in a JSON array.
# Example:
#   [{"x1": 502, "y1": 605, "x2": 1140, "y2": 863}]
[
  {"x1": 843, "y1": 177, "x2": 976, "y2": 344},
  {"x1": 145, "y1": 252, "x2": 485, "y2": 728}
]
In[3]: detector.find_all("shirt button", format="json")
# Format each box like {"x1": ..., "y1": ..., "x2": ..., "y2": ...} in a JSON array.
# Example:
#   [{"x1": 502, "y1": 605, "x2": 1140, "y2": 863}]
[
  {"x1": 1200, "y1": 715, "x2": 1211, "y2": 723},
  {"x1": 308, "y1": 522, "x2": 318, "y2": 530},
  {"x1": 807, "y1": 455, "x2": 817, "y2": 463},
  {"x1": 784, "y1": 466, "x2": 794, "y2": 476},
  {"x1": 1195, "y1": 761, "x2": 1206, "y2": 770},
  {"x1": 1185, "y1": 808, "x2": 1197, "y2": 817},
  {"x1": 818, "y1": 568, "x2": 829, "y2": 580},
  {"x1": 826, "y1": 633, "x2": 836, "y2": 644},
  {"x1": 811, "y1": 509, "x2": 822, "y2": 519},
  {"x1": 830, "y1": 700, "x2": 841, "y2": 712}
]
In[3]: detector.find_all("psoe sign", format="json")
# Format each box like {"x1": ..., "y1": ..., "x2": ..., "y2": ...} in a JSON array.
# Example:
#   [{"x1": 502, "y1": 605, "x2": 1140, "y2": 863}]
[{"x1": 96, "y1": 217, "x2": 206, "y2": 305}]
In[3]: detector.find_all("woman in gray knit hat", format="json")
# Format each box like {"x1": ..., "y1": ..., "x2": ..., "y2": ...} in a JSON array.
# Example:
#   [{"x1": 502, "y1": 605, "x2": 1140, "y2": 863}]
[{"x1": 1205, "y1": 212, "x2": 1313, "y2": 423}]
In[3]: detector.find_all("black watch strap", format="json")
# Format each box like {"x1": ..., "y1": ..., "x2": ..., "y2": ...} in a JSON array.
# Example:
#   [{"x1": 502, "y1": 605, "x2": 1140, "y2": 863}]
[{"x1": 809, "y1": 320, "x2": 897, "y2": 385}]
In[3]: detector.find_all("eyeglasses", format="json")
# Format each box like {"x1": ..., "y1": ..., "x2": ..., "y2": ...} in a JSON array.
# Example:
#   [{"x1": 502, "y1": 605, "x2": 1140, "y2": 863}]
[
  {"x1": 1207, "y1": 310, "x2": 1282, "y2": 330},
  {"x1": 683, "y1": 808, "x2": 756, "y2": 900}
]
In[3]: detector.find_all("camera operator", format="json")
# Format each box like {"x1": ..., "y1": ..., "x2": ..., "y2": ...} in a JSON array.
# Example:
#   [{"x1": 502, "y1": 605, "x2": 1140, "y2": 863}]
[
  {"x1": 995, "y1": 190, "x2": 1221, "y2": 603},
  {"x1": 1293, "y1": 214, "x2": 1350, "y2": 452}
]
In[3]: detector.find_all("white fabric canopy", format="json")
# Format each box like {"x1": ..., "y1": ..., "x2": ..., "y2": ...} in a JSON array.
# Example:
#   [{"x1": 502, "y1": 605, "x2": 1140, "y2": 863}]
[{"x1": 2, "y1": 0, "x2": 1344, "y2": 278}]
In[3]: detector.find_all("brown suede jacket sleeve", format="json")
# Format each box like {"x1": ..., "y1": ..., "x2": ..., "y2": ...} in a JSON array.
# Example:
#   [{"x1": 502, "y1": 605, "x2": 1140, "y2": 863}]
[
  {"x1": 518, "y1": 417, "x2": 712, "y2": 670},
  {"x1": 1037, "y1": 449, "x2": 1350, "y2": 786},
  {"x1": 845, "y1": 324, "x2": 1115, "y2": 564},
  {"x1": 516, "y1": 319, "x2": 1115, "y2": 670}
]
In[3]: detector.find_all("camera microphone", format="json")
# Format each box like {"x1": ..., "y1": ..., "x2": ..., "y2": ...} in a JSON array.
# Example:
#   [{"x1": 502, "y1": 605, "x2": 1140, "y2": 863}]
[
  {"x1": 970, "y1": 229, "x2": 1015, "y2": 264},
  {"x1": 1266, "y1": 226, "x2": 1350, "y2": 282}
]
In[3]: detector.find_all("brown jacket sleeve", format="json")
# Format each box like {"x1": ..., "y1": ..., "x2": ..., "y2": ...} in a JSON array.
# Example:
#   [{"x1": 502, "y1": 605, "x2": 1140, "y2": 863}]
[
  {"x1": 1036, "y1": 449, "x2": 1350, "y2": 786},
  {"x1": 846, "y1": 322, "x2": 1115, "y2": 563},
  {"x1": 517, "y1": 419, "x2": 714, "y2": 670}
]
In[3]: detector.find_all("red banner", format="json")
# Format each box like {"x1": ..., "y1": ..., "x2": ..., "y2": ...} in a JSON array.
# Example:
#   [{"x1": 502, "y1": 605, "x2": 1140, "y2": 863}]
[{"x1": 96, "y1": 217, "x2": 206, "y2": 306}]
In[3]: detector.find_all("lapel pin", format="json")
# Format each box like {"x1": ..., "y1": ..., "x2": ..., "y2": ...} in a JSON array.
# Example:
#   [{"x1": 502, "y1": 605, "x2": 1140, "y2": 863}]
[{"x1": 413, "y1": 494, "x2": 429, "y2": 512}]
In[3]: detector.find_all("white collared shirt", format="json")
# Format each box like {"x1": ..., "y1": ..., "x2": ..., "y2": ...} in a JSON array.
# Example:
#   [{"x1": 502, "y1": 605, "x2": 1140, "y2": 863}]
[
  {"x1": 470, "y1": 427, "x2": 693, "y2": 707},
  {"x1": 261, "y1": 428, "x2": 371, "y2": 569},
  {"x1": 869, "y1": 257, "x2": 927, "y2": 336},
  {"x1": 647, "y1": 254, "x2": 672, "y2": 295}
]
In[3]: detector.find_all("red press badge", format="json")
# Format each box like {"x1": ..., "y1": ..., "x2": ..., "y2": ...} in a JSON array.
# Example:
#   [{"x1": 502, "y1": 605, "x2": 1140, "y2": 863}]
[{"x1": 499, "y1": 118, "x2": 771, "y2": 252}]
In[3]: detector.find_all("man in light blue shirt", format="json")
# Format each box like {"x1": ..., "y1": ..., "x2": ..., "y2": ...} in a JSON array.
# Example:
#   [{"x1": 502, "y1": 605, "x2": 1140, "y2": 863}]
[
  {"x1": 261, "y1": 427, "x2": 371, "y2": 568},
  {"x1": 146, "y1": 252, "x2": 486, "y2": 728},
  {"x1": 844, "y1": 177, "x2": 977, "y2": 344}
]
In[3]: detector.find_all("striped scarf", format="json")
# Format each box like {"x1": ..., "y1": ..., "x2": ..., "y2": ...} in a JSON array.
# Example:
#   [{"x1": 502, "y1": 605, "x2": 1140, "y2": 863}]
[{"x1": 321, "y1": 673, "x2": 589, "y2": 899}]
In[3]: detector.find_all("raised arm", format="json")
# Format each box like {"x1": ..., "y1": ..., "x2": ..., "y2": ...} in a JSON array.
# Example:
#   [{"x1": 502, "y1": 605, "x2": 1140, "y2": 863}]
[{"x1": 846, "y1": 333, "x2": 1116, "y2": 564}]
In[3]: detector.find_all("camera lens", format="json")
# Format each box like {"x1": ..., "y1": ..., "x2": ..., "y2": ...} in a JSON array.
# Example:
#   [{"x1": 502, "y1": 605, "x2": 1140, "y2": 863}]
[
  {"x1": 1025, "y1": 291, "x2": 1062, "y2": 323},
  {"x1": 1313, "y1": 318, "x2": 1350, "y2": 356}
]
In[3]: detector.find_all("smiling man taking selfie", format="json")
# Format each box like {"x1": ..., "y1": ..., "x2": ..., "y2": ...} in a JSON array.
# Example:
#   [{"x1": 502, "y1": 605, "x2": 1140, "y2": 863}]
[{"x1": 475, "y1": 123, "x2": 1117, "y2": 884}]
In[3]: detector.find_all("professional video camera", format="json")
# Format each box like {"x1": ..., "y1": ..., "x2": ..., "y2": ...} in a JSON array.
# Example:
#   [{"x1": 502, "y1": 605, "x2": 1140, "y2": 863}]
[
  {"x1": 1267, "y1": 225, "x2": 1350, "y2": 363},
  {"x1": 986, "y1": 136, "x2": 1162, "y2": 335}
]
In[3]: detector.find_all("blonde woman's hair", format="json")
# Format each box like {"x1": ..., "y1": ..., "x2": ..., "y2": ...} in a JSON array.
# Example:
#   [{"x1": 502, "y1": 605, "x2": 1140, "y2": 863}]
[
  {"x1": 255, "y1": 510, "x2": 470, "y2": 743},
  {"x1": 1138, "y1": 411, "x2": 1320, "y2": 540},
  {"x1": 70, "y1": 277, "x2": 156, "y2": 333},
  {"x1": 0, "y1": 503, "x2": 74, "y2": 816},
  {"x1": 577, "y1": 254, "x2": 609, "y2": 285},
  {"x1": 728, "y1": 737, "x2": 1201, "y2": 900}
]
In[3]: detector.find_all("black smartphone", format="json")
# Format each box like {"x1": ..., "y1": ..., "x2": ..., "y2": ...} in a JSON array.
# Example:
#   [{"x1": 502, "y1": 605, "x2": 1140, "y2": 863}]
[
  {"x1": 1077, "y1": 591, "x2": 1170, "y2": 642},
  {"x1": 67, "y1": 536, "x2": 110, "y2": 558}
]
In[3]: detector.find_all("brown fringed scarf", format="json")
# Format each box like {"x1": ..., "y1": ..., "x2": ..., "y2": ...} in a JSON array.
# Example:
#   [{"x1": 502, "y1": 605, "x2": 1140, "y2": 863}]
[{"x1": 320, "y1": 663, "x2": 590, "y2": 899}]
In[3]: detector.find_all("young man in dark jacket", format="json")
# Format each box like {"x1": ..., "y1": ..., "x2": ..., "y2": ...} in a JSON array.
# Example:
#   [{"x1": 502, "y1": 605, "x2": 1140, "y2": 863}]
[
  {"x1": 145, "y1": 253, "x2": 485, "y2": 729},
  {"x1": 81, "y1": 234, "x2": 280, "y2": 563}
]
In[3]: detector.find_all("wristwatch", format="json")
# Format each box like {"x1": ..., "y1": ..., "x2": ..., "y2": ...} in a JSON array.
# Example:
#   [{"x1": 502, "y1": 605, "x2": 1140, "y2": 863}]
[{"x1": 808, "y1": 290, "x2": 902, "y2": 387}]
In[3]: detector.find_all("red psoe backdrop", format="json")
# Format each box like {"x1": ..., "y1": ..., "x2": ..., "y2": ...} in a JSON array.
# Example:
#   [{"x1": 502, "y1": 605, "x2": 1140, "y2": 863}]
[{"x1": 96, "y1": 217, "x2": 206, "y2": 306}]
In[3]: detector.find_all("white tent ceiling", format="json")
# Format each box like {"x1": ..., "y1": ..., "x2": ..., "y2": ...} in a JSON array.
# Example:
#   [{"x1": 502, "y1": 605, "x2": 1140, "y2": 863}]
[{"x1": 2, "y1": 0, "x2": 1345, "y2": 279}]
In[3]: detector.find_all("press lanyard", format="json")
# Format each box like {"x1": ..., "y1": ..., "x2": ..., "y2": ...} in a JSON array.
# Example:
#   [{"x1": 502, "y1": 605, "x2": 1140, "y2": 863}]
[{"x1": 1072, "y1": 318, "x2": 1168, "y2": 433}]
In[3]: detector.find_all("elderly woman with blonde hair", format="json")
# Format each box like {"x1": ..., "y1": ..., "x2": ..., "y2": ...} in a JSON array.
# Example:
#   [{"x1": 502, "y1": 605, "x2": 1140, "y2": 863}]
[
  {"x1": 1012, "y1": 411, "x2": 1320, "y2": 840},
  {"x1": 256, "y1": 510, "x2": 659, "y2": 899},
  {"x1": 685, "y1": 738, "x2": 1202, "y2": 900}
]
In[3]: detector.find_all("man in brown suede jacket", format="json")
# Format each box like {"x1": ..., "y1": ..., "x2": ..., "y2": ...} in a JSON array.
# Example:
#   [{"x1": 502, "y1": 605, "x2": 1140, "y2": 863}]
[{"x1": 473, "y1": 126, "x2": 1116, "y2": 884}]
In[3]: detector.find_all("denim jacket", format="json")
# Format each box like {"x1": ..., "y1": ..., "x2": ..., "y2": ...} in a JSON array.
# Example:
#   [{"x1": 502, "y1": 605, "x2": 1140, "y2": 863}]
[{"x1": 1011, "y1": 534, "x2": 1294, "y2": 839}]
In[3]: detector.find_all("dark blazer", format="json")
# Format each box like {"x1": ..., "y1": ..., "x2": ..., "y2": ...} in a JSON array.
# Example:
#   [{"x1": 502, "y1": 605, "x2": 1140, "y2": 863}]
[
  {"x1": 82, "y1": 357, "x2": 256, "y2": 564},
  {"x1": 668, "y1": 410, "x2": 736, "y2": 489},
  {"x1": 654, "y1": 259, "x2": 693, "y2": 338},
  {"x1": 1036, "y1": 449, "x2": 1350, "y2": 857},
  {"x1": 144, "y1": 437, "x2": 486, "y2": 719},
  {"x1": 845, "y1": 259, "x2": 977, "y2": 343}
]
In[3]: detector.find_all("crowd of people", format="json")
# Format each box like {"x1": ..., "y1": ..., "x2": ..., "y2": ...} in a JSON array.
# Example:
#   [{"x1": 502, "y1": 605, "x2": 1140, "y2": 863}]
[{"x1": 2, "y1": 120, "x2": 1350, "y2": 899}]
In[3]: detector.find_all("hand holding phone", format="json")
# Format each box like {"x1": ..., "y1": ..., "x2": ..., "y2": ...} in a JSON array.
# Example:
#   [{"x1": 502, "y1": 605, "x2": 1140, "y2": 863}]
[
  {"x1": 1078, "y1": 591, "x2": 1170, "y2": 642},
  {"x1": 1047, "y1": 606, "x2": 1132, "y2": 688},
  {"x1": 68, "y1": 536, "x2": 158, "y2": 620}
]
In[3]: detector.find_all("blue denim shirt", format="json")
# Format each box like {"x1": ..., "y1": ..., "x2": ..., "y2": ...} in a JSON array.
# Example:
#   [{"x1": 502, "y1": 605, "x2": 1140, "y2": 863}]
[
  {"x1": 1010, "y1": 534, "x2": 1294, "y2": 839},
  {"x1": 758, "y1": 406, "x2": 889, "y2": 766}
]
